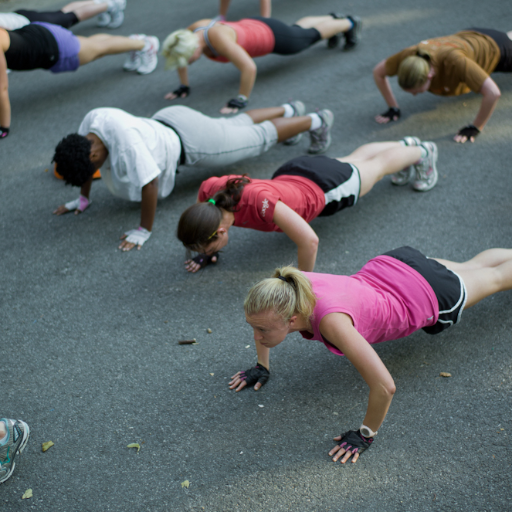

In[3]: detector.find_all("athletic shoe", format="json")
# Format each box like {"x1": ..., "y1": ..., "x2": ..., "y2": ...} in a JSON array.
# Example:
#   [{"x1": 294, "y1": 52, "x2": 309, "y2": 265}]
[
  {"x1": 308, "y1": 109, "x2": 334, "y2": 154},
  {"x1": 326, "y1": 13, "x2": 345, "y2": 49},
  {"x1": 391, "y1": 136, "x2": 421, "y2": 186},
  {"x1": 123, "y1": 34, "x2": 145, "y2": 72},
  {"x1": 0, "y1": 419, "x2": 30, "y2": 484},
  {"x1": 413, "y1": 142, "x2": 438, "y2": 192},
  {"x1": 137, "y1": 36, "x2": 160, "y2": 75},
  {"x1": 96, "y1": 12, "x2": 111, "y2": 28},
  {"x1": 344, "y1": 15, "x2": 362, "y2": 50},
  {"x1": 106, "y1": 0, "x2": 126, "y2": 29},
  {"x1": 283, "y1": 100, "x2": 306, "y2": 146}
]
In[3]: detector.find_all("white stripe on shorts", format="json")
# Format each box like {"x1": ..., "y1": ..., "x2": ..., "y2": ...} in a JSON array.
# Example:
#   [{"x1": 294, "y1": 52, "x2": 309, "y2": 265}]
[{"x1": 324, "y1": 163, "x2": 361, "y2": 207}]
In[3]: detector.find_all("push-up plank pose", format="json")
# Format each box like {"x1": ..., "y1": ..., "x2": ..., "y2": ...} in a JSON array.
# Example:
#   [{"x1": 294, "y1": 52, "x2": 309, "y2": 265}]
[
  {"x1": 0, "y1": 0, "x2": 126, "y2": 31},
  {"x1": 373, "y1": 28, "x2": 512, "y2": 143},
  {"x1": 177, "y1": 138, "x2": 438, "y2": 272},
  {"x1": 162, "y1": 13, "x2": 361, "y2": 113},
  {"x1": 0, "y1": 24, "x2": 158, "y2": 138},
  {"x1": 231, "y1": 245, "x2": 512, "y2": 464},
  {"x1": 52, "y1": 102, "x2": 333, "y2": 251}
]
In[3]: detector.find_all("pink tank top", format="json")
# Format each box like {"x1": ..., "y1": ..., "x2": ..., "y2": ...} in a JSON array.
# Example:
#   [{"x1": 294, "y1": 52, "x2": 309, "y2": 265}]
[
  {"x1": 300, "y1": 256, "x2": 439, "y2": 356},
  {"x1": 207, "y1": 19, "x2": 275, "y2": 62}
]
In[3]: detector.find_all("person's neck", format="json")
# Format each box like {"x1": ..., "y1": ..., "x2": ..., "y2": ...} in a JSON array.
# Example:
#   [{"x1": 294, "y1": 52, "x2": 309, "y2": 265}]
[{"x1": 289, "y1": 314, "x2": 313, "y2": 334}]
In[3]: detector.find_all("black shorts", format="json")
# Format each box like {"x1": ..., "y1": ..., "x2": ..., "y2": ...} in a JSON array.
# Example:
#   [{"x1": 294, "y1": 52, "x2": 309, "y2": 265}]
[
  {"x1": 272, "y1": 155, "x2": 361, "y2": 216},
  {"x1": 468, "y1": 28, "x2": 512, "y2": 72},
  {"x1": 15, "y1": 9, "x2": 79, "y2": 29},
  {"x1": 250, "y1": 17, "x2": 321, "y2": 55},
  {"x1": 383, "y1": 246, "x2": 467, "y2": 335}
]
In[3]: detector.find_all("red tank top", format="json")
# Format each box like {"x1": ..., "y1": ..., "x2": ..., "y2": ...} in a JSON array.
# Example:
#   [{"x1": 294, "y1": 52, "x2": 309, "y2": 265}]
[{"x1": 207, "y1": 19, "x2": 275, "y2": 63}]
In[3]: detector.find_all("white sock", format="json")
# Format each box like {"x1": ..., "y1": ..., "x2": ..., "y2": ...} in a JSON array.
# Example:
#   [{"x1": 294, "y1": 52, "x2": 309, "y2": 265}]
[
  {"x1": 399, "y1": 140, "x2": 407, "y2": 147},
  {"x1": 281, "y1": 104, "x2": 295, "y2": 118},
  {"x1": 0, "y1": 421, "x2": 7, "y2": 445},
  {"x1": 419, "y1": 146, "x2": 428, "y2": 159},
  {"x1": 307, "y1": 113, "x2": 322, "y2": 131}
]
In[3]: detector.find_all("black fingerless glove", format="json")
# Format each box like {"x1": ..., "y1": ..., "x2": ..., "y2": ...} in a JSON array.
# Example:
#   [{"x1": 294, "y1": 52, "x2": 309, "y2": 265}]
[
  {"x1": 337, "y1": 430, "x2": 373, "y2": 457},
  {"x1": 0, "y1": 126, "x2": 10, "y2": 139},
  {"x1": 457, "y1": 124, "x2": 480, "y2": 139},
  {"x1": 173, "y1": 84, "x2": 190, "y2": 97},
  {"x1": 191, "y1": 252, "x2": 219, "y2": 269},
  {"x1": 226, "y1": 95, "x2": 248, "y2": 110},
  {"x1": 240, "y1": 363, "x2": 270, "y2": 387},
  {"x1": 380, "y1": 107, "x2": 401, "y2": 121}
]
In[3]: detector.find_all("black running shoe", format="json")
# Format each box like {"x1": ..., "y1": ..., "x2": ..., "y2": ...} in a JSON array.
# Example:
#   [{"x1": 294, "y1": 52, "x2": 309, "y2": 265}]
[{"x1": 344, "y1": 15, "x2": 362, "y2": 50}]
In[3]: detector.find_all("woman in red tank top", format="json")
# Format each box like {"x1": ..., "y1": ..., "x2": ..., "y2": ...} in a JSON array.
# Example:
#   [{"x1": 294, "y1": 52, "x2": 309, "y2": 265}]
[{"x1": 162, "y1": 13, "x2": 361, "y2": 114}]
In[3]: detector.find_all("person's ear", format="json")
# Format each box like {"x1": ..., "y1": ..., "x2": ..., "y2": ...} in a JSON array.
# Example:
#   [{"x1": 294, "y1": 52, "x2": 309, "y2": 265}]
[
  {"x1": 217, "y1": 227, "x2": 227, "y2": 236},
  {"x1": 288, "y1": 315, "x2": 298, "y2": 327}
]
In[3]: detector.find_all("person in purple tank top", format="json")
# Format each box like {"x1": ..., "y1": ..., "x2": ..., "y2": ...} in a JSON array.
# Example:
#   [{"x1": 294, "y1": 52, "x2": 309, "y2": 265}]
[{"x1": 230, "y1": 246, "x2": 512, "y2": 464}]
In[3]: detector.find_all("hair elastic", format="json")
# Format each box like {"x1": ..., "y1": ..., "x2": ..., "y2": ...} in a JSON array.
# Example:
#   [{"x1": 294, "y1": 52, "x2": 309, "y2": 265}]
[
  {"x1": 208, "y1": 198, "x2": 216, "y2": 205},
  {"x1": 277, "y1": 276, "x2": 288, "y2": 283}
]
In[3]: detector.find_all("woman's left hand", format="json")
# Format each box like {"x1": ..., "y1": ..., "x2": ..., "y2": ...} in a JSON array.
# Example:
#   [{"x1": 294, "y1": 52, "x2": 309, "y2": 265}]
[
  {"x1": 220, "y1": 105, "x2": 240, "y2": 114},
  {"x1": 329, "y1": 430, "x2": 373, "y2": 464}
]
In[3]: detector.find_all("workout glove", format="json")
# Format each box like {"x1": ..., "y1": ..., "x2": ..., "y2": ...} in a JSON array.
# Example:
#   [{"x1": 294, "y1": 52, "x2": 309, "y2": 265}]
[
  {"x1": 0, "y1": 127, "x2": 9, "y2": 139},
  {"x1": 124, "y1": 227, "x2": 152, "y2": 247},
  {"x1": 226, "y1": 95, "x2": 248, "y2": 110},
  {"x1": 335, "y1": 430, "x2": 373, "y2": 460},
  {"x1": 64, "y1": 195, "x2": 90, "y2": 213},
  {"x1": 379, "y1": 107, "x2": 401, "y2": 122},
  {"x1": 240, "y1": 363, "x2": 270, "y2": 387},
  {"x1": 457, "y1": 124, "x2": 480, "y2": 140},
  {"x1": 173, "y1": 85, "x2": 190, "y2": 98}
]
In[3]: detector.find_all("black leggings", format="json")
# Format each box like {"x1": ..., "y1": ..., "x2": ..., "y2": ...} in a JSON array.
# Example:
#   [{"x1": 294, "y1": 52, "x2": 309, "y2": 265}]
[
  {"x1": 468, "y1": 28, "x2": 512, "y2": 72},
  {"x1": 15, "y1": 9, "x2": 79, "y2": 29},
  {"x1": 250, "y1": 17, "x2": 321, "y2": 55}
]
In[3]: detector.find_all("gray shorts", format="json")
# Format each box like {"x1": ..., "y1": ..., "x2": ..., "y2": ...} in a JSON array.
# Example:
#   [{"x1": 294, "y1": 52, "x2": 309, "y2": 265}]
[{"x1": 152, "y1": 106, "x2": 278, "y2": 167}]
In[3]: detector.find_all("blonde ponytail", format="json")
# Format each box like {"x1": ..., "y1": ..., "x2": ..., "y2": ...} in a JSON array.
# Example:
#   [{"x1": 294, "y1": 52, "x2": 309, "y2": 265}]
[
  {"x1": 162, "y1": 29, "x2": 198, "y2": 70},
  {"x1": 244, "y1": 266, "x2": 316, "y2": 321}
]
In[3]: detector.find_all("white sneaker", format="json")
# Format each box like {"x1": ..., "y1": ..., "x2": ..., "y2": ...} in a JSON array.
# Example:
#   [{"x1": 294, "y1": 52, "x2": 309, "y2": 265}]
[
  {"x1": 123, "y1": 34, "x2": 144, "y2": 72},
  {"x1": 391, "y1": 136, "x2": 421, "y2": 186},
  {"x1": 96, "y1": 12, "x2": 111, "y2": 27},
  {"x1": 106, "y1": 0, "x2": 126, "y2": 29},
  {"x1": 137, "y1": 36, "x2": 159, "y2": 75},
  {"x1": 283, "y1": 100, "x2": 306, "y2": 145},
  {"x1": 412, "y1": 142, "x2": 438, "y2": 192}
]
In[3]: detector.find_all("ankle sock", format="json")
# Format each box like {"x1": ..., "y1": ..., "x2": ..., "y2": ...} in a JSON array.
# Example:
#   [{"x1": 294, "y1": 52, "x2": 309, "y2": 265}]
[
  {"x1": 308, "y1": 113, "x2": 322, "y2": 131},
  {"x1": 281, "y1": 104, "x2": 295, "y2": 118},
  {"x1": 419, "y1": 146, "x2": 428, "y2": 159},
  {"x1": 0, "y1": 421, "x2": 8, "y2": 446}
]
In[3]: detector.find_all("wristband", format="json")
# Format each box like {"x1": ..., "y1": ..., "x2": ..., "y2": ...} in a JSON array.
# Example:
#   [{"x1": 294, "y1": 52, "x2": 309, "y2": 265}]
[
  {"x1": 173, "y1": 84, "x2": 190, "y2": 97},
  {"x1": 124, "y1": 226, "x2": 152, "y2": 246},
  {"x1": 240, "y1": 363, "x2": 269, "y2": 387},
  {"x1": 379, "y1": 107, "x2": 401, "y2": 121},
  {"x1": 359, "y1": 424, "x2": 378, "y2": 438},
  {"x1": 64, "y1": 194, "x2": 90, "y2": 212},
  {"x1": 226, "y1": 94, "x2": 248, "y2": 110},
  {"x1": 457, "y1": 124, "x2": 480, "y2": 139},
  {"x1": 0, "y1": 126, "x2": 9, "y2": 139},
  {"x1": 336, "y1": 430, "x2": 373, "y2": 459}
]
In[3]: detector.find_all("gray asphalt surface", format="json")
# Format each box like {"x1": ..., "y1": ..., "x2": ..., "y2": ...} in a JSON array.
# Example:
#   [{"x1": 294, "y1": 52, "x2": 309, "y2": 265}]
[{"x1": 1, "y1": 0, "x2": 511, "y2": 510}]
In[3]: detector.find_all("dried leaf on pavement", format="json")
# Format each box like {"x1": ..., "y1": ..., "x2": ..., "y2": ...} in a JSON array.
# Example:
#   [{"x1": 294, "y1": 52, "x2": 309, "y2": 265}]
[
  {"x1": 22, "y1": 489, "x2": 33, "y2": 499},
  {"x1": 439, "y1": 372, "x2": 452, "y2": 378},
  {"x1": 42, "y1": 441, "x2": 54, "y2": 452},
  {"x1": 127, "y1": 443, "x2": 140, "y2": 452},
  {"x1": 181, "y1": 480, "x2": 190, "y2": 488}
]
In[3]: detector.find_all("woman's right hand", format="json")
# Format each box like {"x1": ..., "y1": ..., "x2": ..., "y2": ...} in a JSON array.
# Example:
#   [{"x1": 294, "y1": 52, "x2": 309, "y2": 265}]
[
  {"x1": 375, "y1": 107, "x2": 401, "y2": 124},
  {"x1": 164, "y1": 84, "x2": 190, "y2": 101},
  {"x1": 184, "y1": 252, "x2": 219, "y2": 273},
  {"x1": 229, "y1": 363, "x2": 270, "y2": 391}
]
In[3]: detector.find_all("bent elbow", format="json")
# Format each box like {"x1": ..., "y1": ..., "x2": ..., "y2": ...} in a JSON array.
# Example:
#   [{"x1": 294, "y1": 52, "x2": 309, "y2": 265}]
[{"x1": 309, "y1": 235, "x2": 319, "y2": 253}]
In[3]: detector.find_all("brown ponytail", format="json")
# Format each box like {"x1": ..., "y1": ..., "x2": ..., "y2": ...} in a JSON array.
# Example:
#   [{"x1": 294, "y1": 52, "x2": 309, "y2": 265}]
[{"x1": 176, "y1": 175, "x2": 250, "y2": 251}]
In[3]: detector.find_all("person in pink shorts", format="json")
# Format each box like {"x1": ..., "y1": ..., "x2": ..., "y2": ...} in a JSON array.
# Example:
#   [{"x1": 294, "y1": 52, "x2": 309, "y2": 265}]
[{"x1": 230, "y1": 245, "x2": 512, "y2": 464}]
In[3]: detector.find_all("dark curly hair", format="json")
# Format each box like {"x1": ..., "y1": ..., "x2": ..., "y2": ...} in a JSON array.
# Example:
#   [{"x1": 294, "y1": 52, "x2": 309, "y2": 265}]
[{"x1": 52, "y1": 134, "x2": 95, "y2": 187}]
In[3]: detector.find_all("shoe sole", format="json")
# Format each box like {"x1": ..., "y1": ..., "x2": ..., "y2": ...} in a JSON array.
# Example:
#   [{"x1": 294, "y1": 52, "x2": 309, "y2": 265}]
[
  {"x1": 413, "y1": 143, "x2": 438, "y2": 192},
  {"x1": 0, "y1": 421, "x2": 30, "y2": 484}
]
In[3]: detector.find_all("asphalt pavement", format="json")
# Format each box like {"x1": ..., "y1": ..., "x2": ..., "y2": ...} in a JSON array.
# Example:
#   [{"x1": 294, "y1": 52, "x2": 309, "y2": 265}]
[{"x1": 1, "y1": 0, "x2": 511, "y2": 510}]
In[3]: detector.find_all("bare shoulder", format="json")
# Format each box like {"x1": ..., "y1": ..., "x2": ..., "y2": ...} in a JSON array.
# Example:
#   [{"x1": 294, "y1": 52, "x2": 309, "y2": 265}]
[
  {"x1": 319, "y1": 312, "x2": 355, "y2": 336},
  {"x1": 0, "y1": 28, "x2": 10, "y2": 53}
]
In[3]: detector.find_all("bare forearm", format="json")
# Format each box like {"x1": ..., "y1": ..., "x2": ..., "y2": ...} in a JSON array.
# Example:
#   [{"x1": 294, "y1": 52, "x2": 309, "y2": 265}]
[
  {"x1": 362, "y1": 385, "x2": 395, "y2": 431},
  {"x1": 297, "y1": 239, "x2": 319, "y2": 272},
  {"x1": 238, "y1": 66, "x2": 256, "y2": 98},
  {"x1": 140, "y1": 178, "x2": 159, "y2": 231},
  {"x1": 473, "y1": 89, "x2": 501, "y2": 130},
  {"x1": 260, "y1": 0, "x2": 271, "y2": 17},
  {"x1": 177, "y1": 67, "x2": 189, "y2": 86},
  {"x1": 80, "y1": 177, "x2": 93, "y2": 199},
  {"x1": 373, "y1": 62, "x2": 398, "y2": 108},
  {"x1": 255, "y1": 340, "x2": 270, "y2": 370}
]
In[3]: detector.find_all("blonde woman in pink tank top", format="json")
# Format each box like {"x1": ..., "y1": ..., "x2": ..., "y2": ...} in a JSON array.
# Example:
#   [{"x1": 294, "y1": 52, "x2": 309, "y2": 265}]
[
  {"x1": 230, "y1": 245, "x2": 512, "y2": 464},
  {"x1": 162, "y1": 13, "x2": 361, "y2": 113}
]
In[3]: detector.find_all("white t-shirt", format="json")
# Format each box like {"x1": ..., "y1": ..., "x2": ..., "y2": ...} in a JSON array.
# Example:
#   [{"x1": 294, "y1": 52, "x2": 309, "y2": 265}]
[
  {"x1": 78, "y1": 108, "x2": 182, "y2": 202},
  {"x1": 0, "y1": 13, "x2": 30, "y2": 31}
]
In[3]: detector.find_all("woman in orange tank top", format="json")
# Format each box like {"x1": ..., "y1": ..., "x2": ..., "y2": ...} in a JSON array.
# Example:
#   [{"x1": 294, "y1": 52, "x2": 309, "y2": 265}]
[{"x1": 162, "y1": 13, "x2": 361, "y2": 114}]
